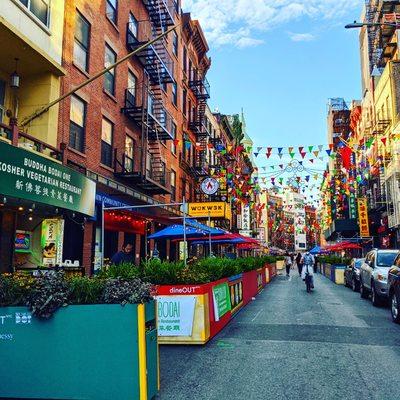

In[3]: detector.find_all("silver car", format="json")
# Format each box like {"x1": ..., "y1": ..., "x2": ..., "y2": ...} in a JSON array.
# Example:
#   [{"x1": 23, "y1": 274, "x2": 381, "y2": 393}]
[{"x1": 359, "y1": 249, "x2": 399, "y2": 307}]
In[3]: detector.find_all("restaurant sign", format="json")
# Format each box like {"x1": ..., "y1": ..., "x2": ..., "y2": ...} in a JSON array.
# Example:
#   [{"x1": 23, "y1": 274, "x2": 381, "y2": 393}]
[
  {"x1": 357, "y1": 197, "x2": 370, "y2": 237},
  {"x1": 188, "y1": 202, "x2": 231, "y2": 220},
  {"x1": 0, "y1": 141, "x2": 95, "y2": 216}
]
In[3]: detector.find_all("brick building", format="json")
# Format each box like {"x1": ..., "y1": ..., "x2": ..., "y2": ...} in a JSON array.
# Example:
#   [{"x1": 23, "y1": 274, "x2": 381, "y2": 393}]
[{"x1": 58, "y1": 0, "x2": 211, "y2": 271}]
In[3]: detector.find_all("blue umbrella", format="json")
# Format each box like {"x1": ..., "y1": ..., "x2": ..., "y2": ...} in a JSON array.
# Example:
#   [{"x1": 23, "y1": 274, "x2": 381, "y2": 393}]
[
  {"x1": 310, "y1": 246, "x2": 321, "y2": 254},
  {"x1": 148, "y1": 220, "x2": 224, "y2": 239}
]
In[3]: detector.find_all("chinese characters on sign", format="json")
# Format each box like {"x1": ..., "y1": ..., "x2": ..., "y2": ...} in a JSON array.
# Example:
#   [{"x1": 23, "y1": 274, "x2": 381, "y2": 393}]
[
  {"x1": 0, "y1": 141, "x2": 95, "y2": 216},
  {"x1": 357, "y1": 198, "x2": 370, "y2": 237},
  {"x1": 349, "y1": 195, "x2": 357, "y2": 219}
]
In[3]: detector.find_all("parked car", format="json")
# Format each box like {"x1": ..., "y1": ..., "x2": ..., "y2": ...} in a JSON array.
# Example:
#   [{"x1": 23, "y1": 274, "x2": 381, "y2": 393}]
[
  {"x1": 359, "y1": 249, "x2": 399, "y2": 306},
  {"x1": 388, "y1": 254, "x2": 400, "y2": 323},
  {"x1": 344, "y1": 258, "x2": 365, "y2": 292}
]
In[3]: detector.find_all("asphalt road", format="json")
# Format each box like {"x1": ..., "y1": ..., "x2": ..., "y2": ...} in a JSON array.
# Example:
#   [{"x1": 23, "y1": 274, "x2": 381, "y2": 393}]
[{"x1": 159, "y1": 270, "x2": 400, "y2": 400}]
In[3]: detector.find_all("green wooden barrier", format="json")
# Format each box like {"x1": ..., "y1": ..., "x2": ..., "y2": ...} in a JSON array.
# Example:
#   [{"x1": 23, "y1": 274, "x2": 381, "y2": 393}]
[{"x1": 0, "y1": 302, "x2": 158, "y2": 400}]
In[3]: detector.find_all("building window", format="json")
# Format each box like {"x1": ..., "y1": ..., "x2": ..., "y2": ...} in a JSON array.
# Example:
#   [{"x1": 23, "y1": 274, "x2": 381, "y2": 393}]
[
  {"x1": 104, "y1": 44, "x2": 117, "y2": 95},
  {"x1": 172, "y1": 81, "x2": 178, "y2": 106},
  {"x1": 128, "y1": 12, "x2": 138, "y2": 39},
  {"x1": 171, "y1": 122, "x2": 177, "y2": 154},
  {"x1": 189, "y1": 60, "x2": 193, "y2": 81},
  {"x1": 19, "y1": 0, "x2": 50, "y2": 26},
  {"x1": 101, "y1": 118, "x2": 113, "y2": 167},
  {"x1": 172, "y1": 31, "x2": 178, "y2": 56},
  {"x1": 171, "y1": 170, "x2": 176, "y2": 201},
  {"x1": 0, "y1": 80, "x2": 5, "y2": 123},
  {"x1": 69, "y1": 95, "x2": 86, "y2": 153},
  {"x1": 127, "y1": 70, "x2": 137, "y2": 106},
  {"x1": 183, "y1": 89, "x2": 187, "y2": 116},
  {"x1": 125, "y1": 136, "x2": 134, "y2": 172},
  {"x1": 73, "y1": 12, "x2": 90, "y2": 72},
  {"x1": 106, "y1": 0, "x2": 118, "y2": 24}
]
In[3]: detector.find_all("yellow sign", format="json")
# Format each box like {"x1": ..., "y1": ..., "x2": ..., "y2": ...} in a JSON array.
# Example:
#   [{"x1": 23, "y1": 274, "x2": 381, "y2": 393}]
[
  {"x1": 188, "y1": 202, "x2": 231, "y2": 220},
  {"x1": 357, "y1": 198, "x2": 370, "y2": 237}
]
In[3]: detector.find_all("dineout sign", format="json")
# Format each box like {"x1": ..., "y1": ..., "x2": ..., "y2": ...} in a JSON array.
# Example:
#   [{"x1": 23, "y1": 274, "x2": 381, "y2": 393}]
[{"x1": 156, "y1": 285, "x2": 203, "y2": 295}]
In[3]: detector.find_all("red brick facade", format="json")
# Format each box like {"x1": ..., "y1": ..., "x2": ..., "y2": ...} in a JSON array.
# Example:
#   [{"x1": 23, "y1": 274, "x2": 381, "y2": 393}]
[{"x1": 58, "y1": 0, "x2": 211, "y2": 270}]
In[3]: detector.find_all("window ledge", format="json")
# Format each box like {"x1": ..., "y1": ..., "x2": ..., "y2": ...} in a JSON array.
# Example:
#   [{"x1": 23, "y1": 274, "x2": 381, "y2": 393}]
[
  {"x1": 106, "y1": 17, "x2": 120, "y2": 34},
  {"x1": 72, "y1": 62, "x2": 90, "y2": 79},
  {"x1": 103, "y1": 89, "x2": 118, "y2": 103},
  {"x1": 100, "y1": 163, "x2": 114, "y2": 173},
  {"x1": 67, "y1": 146, "x2": 87, "y2": 158}
]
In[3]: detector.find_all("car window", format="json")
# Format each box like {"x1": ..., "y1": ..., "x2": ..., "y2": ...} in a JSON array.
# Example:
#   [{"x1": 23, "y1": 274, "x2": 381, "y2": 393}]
[{"x1": 376, "y1": 252, "x2": 398, "y2": 267}]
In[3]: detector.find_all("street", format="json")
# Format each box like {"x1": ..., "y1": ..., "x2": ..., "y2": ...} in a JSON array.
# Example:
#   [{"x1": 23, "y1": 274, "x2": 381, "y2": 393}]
[{"x1": 159, "y1": 272, "x2": 400, "y2": 400}]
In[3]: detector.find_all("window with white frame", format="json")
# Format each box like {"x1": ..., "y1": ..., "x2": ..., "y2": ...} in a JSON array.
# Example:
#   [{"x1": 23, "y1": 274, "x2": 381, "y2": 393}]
[
  {"x1": 69, "y1": 95, "x2": 86, "y2": 153},
  {"x1": 101, "y1": 118, "x2": 113, "y2": 167},
  {"x1": 19, "y1": 0, "x2": 50, "y2": 26},
  {"x1": 124, "y1": 135, "x2": 134, "y2": 172}
]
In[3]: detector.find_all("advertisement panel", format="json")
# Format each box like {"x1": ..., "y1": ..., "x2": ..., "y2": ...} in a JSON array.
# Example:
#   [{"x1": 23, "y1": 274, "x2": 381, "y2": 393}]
[
  {"x1": 0, "y1": 141, "x2": 95, "y2": 216},
  {"x1": 41, "y1": 219, "x2": 64, "y2": 266},
  {"x1": 228, "y1": 278, "x2": 243, "y2": 313},
  {"x1": 357, "y1": 198, "x2": 370, "y2": 237},
  {"x1": 212, "y1": 282, "x2": 231, "y2": 321},
  {"x1": 156, "y1": 296, "x2": 196, "y2": 336},
  {"x1": 15, "y1": 231, "x2": 31, "y2": 253}
]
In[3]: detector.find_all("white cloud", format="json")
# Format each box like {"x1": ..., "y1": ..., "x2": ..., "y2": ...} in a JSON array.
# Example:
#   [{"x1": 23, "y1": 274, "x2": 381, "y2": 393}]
[
  {"x1": 289, "y1": 32, "x2": 316, "y2": 42},
  {"x1": 182, "y1": 0, "x2": 362, "y2": 48}
]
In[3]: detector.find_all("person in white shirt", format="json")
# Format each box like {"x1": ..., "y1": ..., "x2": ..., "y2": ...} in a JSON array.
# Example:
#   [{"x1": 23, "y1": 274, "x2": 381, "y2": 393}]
[{"x1": 301, "y1": 252, "x2": 315, "y2": 288}]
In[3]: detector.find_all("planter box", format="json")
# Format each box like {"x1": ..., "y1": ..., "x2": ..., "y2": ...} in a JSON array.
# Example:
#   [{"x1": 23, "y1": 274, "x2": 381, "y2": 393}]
[
  {"x1": 155, "y1": 266, "x2": 272, "y2": 345},
  {"x1": 332, "y1": 264, "x2": 346, "y2": 284},
  {"x1": 0, "y1": 302, "x2": 158, "y2": 400},
  {"x1": 276, "y1": 260, "x2": 285, "y2": 270}
]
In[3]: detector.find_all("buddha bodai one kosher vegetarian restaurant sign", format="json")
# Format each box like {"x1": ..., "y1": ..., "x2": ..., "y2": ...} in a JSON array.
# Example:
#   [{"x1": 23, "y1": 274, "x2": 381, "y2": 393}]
[{"x1": 0, "y1": 141, "x2": 95, "y2": 216}]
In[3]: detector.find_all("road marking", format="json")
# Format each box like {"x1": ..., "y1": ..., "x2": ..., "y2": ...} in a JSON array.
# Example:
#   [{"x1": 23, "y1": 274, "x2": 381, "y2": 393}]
[{"x1": 251, "y1": 310, "x2": 262, "y2": 322}]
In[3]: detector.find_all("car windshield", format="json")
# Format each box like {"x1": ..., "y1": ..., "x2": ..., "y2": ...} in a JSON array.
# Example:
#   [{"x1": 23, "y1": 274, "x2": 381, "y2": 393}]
[
  {"x1": 376, "y1": 252, "x2": 398, "y2": 267},
  {"x1": 354, "y1": 260, "x2": 363, "y2": 269}
]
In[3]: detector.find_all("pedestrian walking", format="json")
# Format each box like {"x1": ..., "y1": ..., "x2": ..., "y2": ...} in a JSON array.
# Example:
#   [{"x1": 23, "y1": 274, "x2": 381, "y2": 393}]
[
  {"x1": 301, "y1": 251, "x2": 316, "y2": 289},
  {"x1": 285, "y1": 253, "x2": 292, "y2": 277},
  {"x1": 296, "y1": 252, "x2": 303, "y2": 277}
]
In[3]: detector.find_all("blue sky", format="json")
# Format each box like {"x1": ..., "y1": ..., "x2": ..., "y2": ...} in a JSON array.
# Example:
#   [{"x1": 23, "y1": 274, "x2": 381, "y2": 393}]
[{"x1": 185, "y1": 0, "x2": 364, "y2": 153}]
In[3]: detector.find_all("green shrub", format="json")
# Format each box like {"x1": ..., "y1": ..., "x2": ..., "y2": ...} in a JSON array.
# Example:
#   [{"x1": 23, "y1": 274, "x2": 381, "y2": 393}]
[
  {"x1": 102, "y1": 278, "x2": 153, "y2": 305},
  {"x1": 98, "y1": 262, "x2": 140, "y2": 280},
  {"x1": 68, "y1": 276, "x2": 105, "y2": 304}
]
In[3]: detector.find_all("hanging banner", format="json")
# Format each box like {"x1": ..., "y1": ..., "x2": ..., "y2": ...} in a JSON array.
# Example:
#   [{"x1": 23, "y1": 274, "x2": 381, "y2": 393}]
[
  {"x1": 349, "y1": 195, "x2": 357, "y2": 219},
  {"x1": 357, "y1": 198, "x2": 370, "y2": 237},
  {"x1": 212, "y1": 282, "x2": 231, "y2": 321},
  {"x1": 156, "y1": 296, "x2": 196, "y2": 336},
  {"x1": 241, "y1": 204, "x2": 251, "y2": 230},
  {"x1": 41, "y1": 218, "x2": 64, "y2": 266}
]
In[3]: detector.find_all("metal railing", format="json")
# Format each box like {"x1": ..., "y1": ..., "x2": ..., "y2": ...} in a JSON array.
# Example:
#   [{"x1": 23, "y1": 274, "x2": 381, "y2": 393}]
[{"x1": 126, "y1": 21, "x2": 174, "y2": 82}]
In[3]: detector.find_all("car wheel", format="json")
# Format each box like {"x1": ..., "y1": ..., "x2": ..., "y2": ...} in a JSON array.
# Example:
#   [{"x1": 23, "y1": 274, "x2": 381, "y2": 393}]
[
  {"x1": 371, "y1": 283, "x2": 382, "y2": 307},
  {"x1": 344, "y1": 276, "x2": 349, "y2": 287},
  {"x1": 360, "y1": 281, "x2": 369, "y2": 299},
  {"x1": 352, "y1": 278, "x2": 359, "y2": 292},
  {"x1": 391, "y1": 291, "x2": 400, "y2": 324}
]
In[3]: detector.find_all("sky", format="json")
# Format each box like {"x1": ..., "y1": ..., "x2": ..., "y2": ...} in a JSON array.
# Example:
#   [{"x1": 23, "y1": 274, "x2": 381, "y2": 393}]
[{"x1": 183, "y1": 0, "x2": 364, "y2": 152}]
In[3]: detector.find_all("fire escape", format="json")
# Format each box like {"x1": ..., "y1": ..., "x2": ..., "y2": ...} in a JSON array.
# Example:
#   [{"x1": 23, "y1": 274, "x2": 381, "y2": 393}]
[
  {"x1": 189, "y1": 68, "x2": 210, "y2": 177},
  {"x1": 117, "y1": 0, "x2": 175, "y2": 194}
]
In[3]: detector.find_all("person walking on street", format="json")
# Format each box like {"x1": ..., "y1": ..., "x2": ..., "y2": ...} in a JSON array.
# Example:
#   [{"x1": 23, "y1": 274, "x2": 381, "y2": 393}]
[
  {"x1": 296, "y1": 252, "x2": 303, "y2": 277},
  {"x1": 301, "y1": 251, "x2": 316, "y2": 289},
  {"x1": 285, "y1": 253, "x2": 292, "y2": 277}
]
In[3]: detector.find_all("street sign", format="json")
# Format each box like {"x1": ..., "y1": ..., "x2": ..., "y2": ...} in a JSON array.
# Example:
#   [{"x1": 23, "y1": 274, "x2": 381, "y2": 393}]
[{"x1": 201, "y1": 178, "x2": 219, "y2": 195}]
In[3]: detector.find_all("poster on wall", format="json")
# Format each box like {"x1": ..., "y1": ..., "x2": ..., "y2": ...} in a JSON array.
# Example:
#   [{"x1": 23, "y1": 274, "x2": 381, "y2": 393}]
[
  {"x1": 15, "y1": 231, "x2": 32, "y2": 253},
  {"x1": 156, "y1": 296, "x2": 196, "y2": 336},
  {"x1": 212, "y1": 282, "x2": 231, "y2": 321},
  {"x1": 41, "y1": 219, "x2": 64, "y2": 266},
  {"x1": 229, "y1": 279, "x2": 243, "y2": 312}
]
